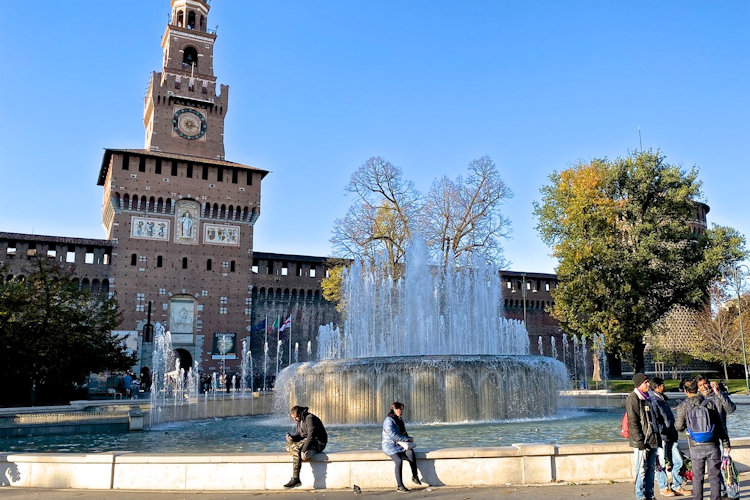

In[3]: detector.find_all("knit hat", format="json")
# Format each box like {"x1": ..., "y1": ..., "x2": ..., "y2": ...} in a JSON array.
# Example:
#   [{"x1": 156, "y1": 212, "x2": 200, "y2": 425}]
[{"x1": 633, "y1": 372, "x2": 648, "y2": 388}]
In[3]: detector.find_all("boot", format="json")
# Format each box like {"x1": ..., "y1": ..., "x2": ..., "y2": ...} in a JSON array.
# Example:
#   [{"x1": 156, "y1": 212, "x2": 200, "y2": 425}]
[{"x1": 283, "y1": 477, "x2": 301, "y2": 488}]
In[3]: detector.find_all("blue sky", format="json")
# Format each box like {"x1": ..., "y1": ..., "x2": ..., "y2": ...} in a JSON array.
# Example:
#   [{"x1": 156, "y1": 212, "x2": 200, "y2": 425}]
[{"x1": 1, "y1": 1, "x2": 748, "y2": 274}]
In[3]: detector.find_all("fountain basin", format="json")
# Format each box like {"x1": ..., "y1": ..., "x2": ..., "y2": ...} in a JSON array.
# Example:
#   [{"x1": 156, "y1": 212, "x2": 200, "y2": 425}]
[{"x1": 276, "y1": 355, "x2": 568, "y2": 424}]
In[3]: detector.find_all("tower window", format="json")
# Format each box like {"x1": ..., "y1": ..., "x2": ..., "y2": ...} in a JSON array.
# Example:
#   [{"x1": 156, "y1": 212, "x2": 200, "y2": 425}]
[
  {"x1": 217, "y1": 168, "x2": 223, "y2": 182},
  {"x1": 202, "y1": 165, "x2": 209, "y2": 180},
  {"x1": 182, "y1": 257, "x2": 188, "y2": 269},
  {"x1": 171, "y1": 161, "x2": 178, "y2": 176},
  {"x1": 138, "y1": 156, "x2": 146, "y2": 172},
  {"x1": 231, "y1": 169, "x2": 238, "y2": 184},
  {"x1": 187, "y1": 11, "x2": 196, "y2": 29},
  {"x1": 246, "y1": 171, "x2": 253, "y2": 185},
  {"x1": 155, "y1": 159, "x2": 162, "y2": 174},
  {"x1": 207, "y1": 259, "x2": 212, "y2": 271},
  {"x1": 186, "y1": 163, "x2": 193, "y2": 178},
  {"x1": 157, "y1": 255, "x2": 163, "y2": 268},
  {"x1": 230, "y1": 261, "x2": 236, "y2": 272},
  {"x1": 183, "y1": 47, "x2": 198, "y2": 70},
  {"x1": 131, "y1": 254, "x2": 137, "y2": 266},
  {"x1": 122, "y1": 154, "x2": 129, "y2": 170}
]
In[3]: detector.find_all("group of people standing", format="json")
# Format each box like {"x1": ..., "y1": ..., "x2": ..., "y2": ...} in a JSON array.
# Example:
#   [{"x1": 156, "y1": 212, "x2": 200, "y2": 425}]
[
  {"x1": 627, "y1": 372, "x2": 736, "y2": 500},
  {"x1": 282, "y1": 402, "x2": 423, "y2": 492}
]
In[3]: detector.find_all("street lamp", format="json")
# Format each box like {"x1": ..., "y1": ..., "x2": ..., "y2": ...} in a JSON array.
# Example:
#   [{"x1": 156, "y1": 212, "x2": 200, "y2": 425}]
[{"x1": 728, "y1": 264, "x2": 750, "y2": 393}]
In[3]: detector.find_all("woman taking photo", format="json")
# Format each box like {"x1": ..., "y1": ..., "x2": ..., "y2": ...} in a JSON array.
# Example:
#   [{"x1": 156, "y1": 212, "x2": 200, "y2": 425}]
[{"x1": 381, "y1": 402, "x2": 421, "y2": 492}]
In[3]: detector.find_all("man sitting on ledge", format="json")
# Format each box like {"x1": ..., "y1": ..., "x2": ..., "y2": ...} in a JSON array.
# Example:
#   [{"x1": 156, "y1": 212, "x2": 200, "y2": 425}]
[{"x1": 284, "y1": 405, "x2": 328, "y2": 488}]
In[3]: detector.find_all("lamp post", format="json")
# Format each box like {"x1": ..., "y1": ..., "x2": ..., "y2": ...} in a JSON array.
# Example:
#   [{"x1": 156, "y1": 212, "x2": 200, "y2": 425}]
[{"x1": 731, "y1": 264, "x2": 750, "y2": 393}]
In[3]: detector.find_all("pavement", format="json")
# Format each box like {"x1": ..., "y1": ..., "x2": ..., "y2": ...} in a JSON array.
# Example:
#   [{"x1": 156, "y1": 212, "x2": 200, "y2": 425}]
[{"x1": 1, "y1": 476, "x2": 748, "y2": 500}]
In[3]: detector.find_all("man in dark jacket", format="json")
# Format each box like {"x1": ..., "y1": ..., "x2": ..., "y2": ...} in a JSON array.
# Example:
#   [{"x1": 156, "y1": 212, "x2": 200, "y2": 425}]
[
  {"x1": 697, "y1": 375, "x2": 735, "y2": 497},
  {"x1": 626, "y1": 372, "x2": 661, "y2": 500},
  {"x1": 649, "y1": 377, "x2": 690, "y2": 497},
  {"x1": 675, "y1": 379, "x2": 730, "y2": 500},
  {"x1": 283, "y1": 405, "x2": 328, "y2": 488}
]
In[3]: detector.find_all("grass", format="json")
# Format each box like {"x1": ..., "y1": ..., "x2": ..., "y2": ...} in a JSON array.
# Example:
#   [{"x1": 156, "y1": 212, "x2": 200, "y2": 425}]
[{"x1": 604, "y1": 378, "x2": 750, "y2": 394}]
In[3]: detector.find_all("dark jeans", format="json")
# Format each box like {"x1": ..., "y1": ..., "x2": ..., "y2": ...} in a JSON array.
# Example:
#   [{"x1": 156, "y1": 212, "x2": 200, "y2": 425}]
[
  {"x1": 389, "y1": 449, "x2": 418, "y2": 488},
  {"x1": 690, "y1": 443, "x2": 722, "y2": 500}
]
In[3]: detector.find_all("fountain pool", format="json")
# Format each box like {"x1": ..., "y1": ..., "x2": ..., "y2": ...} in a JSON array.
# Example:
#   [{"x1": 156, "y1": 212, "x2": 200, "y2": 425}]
[{"x1": 5, "y1": 406, "x2": 750, "y2": 454}]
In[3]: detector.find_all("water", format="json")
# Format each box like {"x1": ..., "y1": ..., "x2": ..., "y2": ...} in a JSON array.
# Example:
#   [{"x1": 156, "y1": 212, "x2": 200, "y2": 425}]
[
  {"x1": 316, "y1": 239, "x2": 529, "y2": 359},
  {"x1": 7, "y1": 407, "x2": 750, "y2": 454}
]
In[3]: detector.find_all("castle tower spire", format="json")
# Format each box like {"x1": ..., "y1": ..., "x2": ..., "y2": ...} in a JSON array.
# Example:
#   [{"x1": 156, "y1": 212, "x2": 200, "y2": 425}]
[{"x1": 144, "y1": 0, "x2": 228, "y2": 160}]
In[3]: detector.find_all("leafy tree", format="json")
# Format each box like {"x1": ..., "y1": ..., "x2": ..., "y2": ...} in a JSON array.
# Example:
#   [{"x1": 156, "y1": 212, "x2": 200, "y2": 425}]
[
  {"x1": 0, "y1": 259, "x2": 136, "y2": 405},
  {"x1": 534, "y1": 150, "x2": 746, "y2": 372}
]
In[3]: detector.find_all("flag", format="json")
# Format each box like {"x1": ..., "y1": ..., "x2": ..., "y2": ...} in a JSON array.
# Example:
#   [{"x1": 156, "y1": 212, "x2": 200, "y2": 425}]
[
  {"x1": 270, "y1": 317, "x2": 279, "y2": 334},
  {"x1": 280, "y1": 315, "x2": 292, "y2": 332},
  {"x1": 252, "y1": 318, "x2": 266, "y2": 333}
]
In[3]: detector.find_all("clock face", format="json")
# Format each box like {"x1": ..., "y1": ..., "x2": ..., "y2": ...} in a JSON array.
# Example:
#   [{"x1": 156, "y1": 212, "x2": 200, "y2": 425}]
[{"x1": 172, "y1": 108, "x2": 207, "y2": 140}]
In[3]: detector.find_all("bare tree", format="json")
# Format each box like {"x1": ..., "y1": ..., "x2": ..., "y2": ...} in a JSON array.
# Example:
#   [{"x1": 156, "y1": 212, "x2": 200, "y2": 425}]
[
  {"x1": 330, "y1": 157, "x2": 421, "y2": 277},
  {"x1": 422, "y1": 156, "x2": 512, "y2": 266},
  {"x1": 691, "y1": 283, "x2": 744, "y2": 381}
]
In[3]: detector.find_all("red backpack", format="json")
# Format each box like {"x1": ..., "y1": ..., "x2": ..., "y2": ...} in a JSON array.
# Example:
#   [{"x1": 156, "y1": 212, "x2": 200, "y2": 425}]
[{"x1": 621, "y1": 411, "x2": 629, "y2": 439}]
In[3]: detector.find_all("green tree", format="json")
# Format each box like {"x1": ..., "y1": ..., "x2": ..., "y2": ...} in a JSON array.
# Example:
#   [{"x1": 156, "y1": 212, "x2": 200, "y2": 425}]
[
  {"x1": 534, "y1": 150, "x2": 746, "y2": 372},
  {"x1": 0, "y1": 259, "x2": 136, "y2": 405}
]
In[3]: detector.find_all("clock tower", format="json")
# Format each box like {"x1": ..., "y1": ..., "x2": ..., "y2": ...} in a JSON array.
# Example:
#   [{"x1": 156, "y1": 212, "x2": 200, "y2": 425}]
[{"x1": 144, "y1": 0, "x2": 228, "y2": 160}]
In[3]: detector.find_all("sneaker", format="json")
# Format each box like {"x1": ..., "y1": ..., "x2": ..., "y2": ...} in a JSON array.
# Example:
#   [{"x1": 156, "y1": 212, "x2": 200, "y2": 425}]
[
  {"x1": 411, "y1": 476, "x2": 422, "y2": 485},
  {"x1": 397, "y1": 485, "x2": 410, "y2": 493},
  {"x1": 283, "y1": 478, "x2": 302, "y2": 488},
  {"x1": 660, "y1": 489, "x2": 676, "y2": 497},
  {"x1": 672, "y1": 487, "x2": 692, "y2": 496}
]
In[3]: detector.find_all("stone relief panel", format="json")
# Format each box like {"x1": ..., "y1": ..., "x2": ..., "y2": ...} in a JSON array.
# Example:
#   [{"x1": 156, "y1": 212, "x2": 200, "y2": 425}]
[
  {"x1": 169, "y1": 297, "x2": 195, "y2": 335},
  {"x1": 203, "y1": 223, "x2": 240, "y2": 246},
  {"x1": 174, "y1": 199, "x2": 200, "y2": 245},
  {"x1": 130, "y1": 216, "x2": 170, "y2": 241}
]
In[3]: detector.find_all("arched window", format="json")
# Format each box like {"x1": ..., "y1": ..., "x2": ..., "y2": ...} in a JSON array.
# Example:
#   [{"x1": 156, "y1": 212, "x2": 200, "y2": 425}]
[
  {"x1": 182, "y1": 257, "x2": 188, "y2": 269},
  {"x1": 157, "y1": 256, "x2": 163, "y2": 268},
  {"x1": 176, "y1": 10, "x2": 184, "y2": 27},
  {"x1": 187, "y1": 10, "x2": 196, "y2": 29},
  {"x1": 207, "y1": 258, "x2": 212, "y2": 271},
  {"x1": 131, "y1": 254, "x2": 137, "y2": 266},
  {"x1": 183, "y1": 47, "x2": 198, "y2": 69}
]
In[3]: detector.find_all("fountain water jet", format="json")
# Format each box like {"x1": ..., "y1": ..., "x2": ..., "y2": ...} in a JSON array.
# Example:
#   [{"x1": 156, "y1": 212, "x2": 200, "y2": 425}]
[{"x1": 276, "y1": 240, "x2": 567, "y2": 424}]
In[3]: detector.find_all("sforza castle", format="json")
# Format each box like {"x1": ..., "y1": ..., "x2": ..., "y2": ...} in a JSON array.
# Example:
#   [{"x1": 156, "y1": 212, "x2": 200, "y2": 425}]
[{"x1": 0, "y1": 0, "x2": 709, "y2": 380}]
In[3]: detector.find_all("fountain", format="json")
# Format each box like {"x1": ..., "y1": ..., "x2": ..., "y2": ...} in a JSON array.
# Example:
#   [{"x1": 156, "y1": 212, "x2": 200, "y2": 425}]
[{"x1": 276, "y1": 240, "x2": 568, "y2": 424}]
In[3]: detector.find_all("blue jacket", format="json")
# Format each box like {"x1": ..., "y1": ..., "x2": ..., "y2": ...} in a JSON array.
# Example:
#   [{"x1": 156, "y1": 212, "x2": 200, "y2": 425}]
[{"x1": 382, "y1": 415, "x2": 410, "y2": 456}]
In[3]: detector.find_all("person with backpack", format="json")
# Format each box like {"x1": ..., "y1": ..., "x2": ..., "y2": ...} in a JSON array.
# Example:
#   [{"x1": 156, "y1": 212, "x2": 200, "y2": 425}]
[
  {"x1": 626, "y1": 372, "x2": 661, "y2": 500},
  {"x1": 675, "y1": 378, "x2": 730, "y2": 500},
  {"x1": 649, "y1": 377, "x2": 691, "y2": 497}
]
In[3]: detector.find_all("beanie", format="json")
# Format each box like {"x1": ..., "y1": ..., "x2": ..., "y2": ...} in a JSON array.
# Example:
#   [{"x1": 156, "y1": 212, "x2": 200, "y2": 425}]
[{"x1": 633, "y1": 372, "x2": 648, "y2": 388}]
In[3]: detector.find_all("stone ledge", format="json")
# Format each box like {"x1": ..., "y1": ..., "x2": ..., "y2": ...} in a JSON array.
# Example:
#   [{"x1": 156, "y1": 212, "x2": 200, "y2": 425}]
[{"x1": 2, "y1": 440, "x2": 748, "y2": 491}]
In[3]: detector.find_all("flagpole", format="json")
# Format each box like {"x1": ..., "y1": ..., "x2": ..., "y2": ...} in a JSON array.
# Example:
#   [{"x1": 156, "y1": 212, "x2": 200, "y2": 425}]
[
  {"x1": 288, "y1": 317, "x2": 292, "y2": 366},
  {"x1": 275, "y1": 314, "x2": 280, "y2": 379},
  {"x1": 264, "y1": 314, "x2": 268, "y2": 391}
]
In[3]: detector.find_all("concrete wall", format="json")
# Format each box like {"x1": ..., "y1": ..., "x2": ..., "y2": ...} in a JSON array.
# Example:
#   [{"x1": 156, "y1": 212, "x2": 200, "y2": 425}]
[{"x1": 4, "y1": 438, "x2": 750, "y2": 490}]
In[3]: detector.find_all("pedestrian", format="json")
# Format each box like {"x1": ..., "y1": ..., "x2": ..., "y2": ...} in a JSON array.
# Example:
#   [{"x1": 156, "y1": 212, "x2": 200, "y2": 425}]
[
  {"x1": 675, "y1": 378, "x2": 730, "y2": 500},
  {"x1": 283, "y1": 405, "x2": 327, "y2": 488},
  {"x1": 626, "y1": 372, "x2": 661, "y2": 500},
  {"x1": 382, "y1": 402, "x2": 422, "y2": 493},
  {"x1": 649, "y1": 377, "x2": 691, "y2": 497},
  {"x1": 697, "y1": 375, "x2": 735, "y2": 497},
  {"x1": 122, "y1": 371, "x2": 133, "y2": 398}
]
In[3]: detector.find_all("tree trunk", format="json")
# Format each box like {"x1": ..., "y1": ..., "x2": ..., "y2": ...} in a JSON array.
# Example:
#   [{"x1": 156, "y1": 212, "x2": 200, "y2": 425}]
[
  {"x1": 723, "y1": 362, "x2": 729, "y2": 382},
  {"x1": 607, "y1": 352, "x2": 622, "y2": 377},
  {"x1": 632, "y1": 342, "x2": 646, "y2": 374}
]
